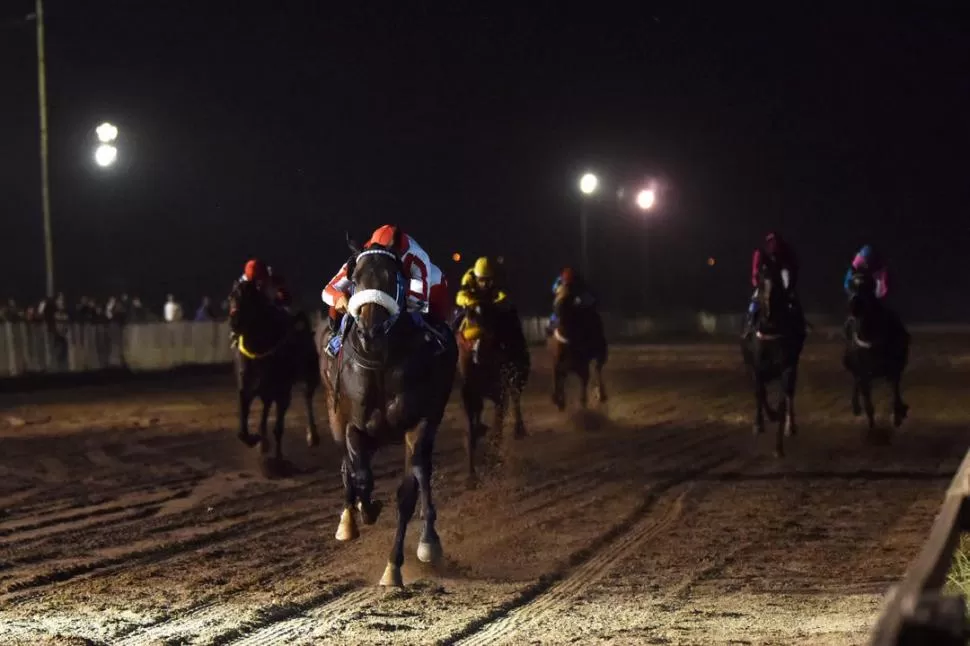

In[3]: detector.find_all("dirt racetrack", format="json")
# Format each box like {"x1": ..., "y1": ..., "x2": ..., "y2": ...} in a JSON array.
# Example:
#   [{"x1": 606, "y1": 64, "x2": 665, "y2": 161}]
[{"x1": 0, "y1": 340, "x2": 966, "y2": 645}]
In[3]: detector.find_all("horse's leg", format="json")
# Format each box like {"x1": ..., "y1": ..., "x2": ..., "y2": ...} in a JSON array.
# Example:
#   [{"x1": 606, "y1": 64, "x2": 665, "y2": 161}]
[
  {"x1": 511, "y1": 381, "x2": 526, "y2": 439},
  {"x1": 347, "y1": 426, "x2": 380, "y2": 525},
  {"x1": 237, "y1": 388, "x2": 259, "y2": 447},
  {"x1": 272, "y1": 387, "x2": 291, "y2": 463},
  {"x1": 335, "y1": 453, "x2": 360, "y2": 541},
  {"x1": 578, "y1": 361, "x2": 590, "y2": 409},
  {"x1": 753, "y1": 374, "x2": 766, "y2": 435},
  {"x1": 552, "y1": 360, "x2": 566, "y2": 411},
  {"x1": 258, "y1": 395, "x2": 271, "y2": 455},
  {"x1": 463, "y1": 384, "x2": 482, "y2": 489},
  {"x1": 381, "y1": 440, "x2": 418, "y2": 588},
  {"x1": 783, "y1": 364, "x2": 798, "y2": 438},
  {"x1": 305, "y1": 375, "x2": 320, "y2": 448},
  {"x1": 859, "y1": 376, "x2": 875, "y2": 431},
  {"x1": 413, "y1": 423, "x2": 443, "y2": 565},
  {"x1": 594, "y1": 358, "x2": 608, "y2": 404},
  {"x1": 493, "y1": 390, "x2": 508, "y2": 447},
  {"x1": 891, "y1": 373, "x2": 909, "y2": 428},
  {"x1": 851, "y1": 378, "x2": 862, "y2": 416}
]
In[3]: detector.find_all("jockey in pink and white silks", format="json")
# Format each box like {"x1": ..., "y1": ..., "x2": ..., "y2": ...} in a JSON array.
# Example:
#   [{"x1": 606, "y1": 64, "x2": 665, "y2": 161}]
[{"x1": 322, "y1": 225, "x2": 451, "y2": 357}]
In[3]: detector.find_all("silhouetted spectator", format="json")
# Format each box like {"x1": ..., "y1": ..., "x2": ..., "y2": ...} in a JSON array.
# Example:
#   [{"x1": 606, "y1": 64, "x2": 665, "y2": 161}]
[
  {"x1": 0, "y1": 299, "x2": 23, "y2": 322},
  {"x1": 75, "y1": 296, "x2": 98, "y2": 323},
  {"x1": 128, "y1": 296, "x2": 155, "y2": 322},
  {"x1": 194, "y1": 296, "x2": 218, "y2": 321}
]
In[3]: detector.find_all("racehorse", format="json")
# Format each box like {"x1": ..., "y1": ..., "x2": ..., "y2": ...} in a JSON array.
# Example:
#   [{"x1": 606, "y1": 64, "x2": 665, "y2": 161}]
[
  {"x1": 318, "y1": 233, "x2": 458, "y2": 587},
  {"x1": 548, "y1": 293, "x2": 608, "y2": 411},
  {"x1": 229, "y1": 283, "x2": 321, "y2": 469},
  {"x1": 842, "y1": 271, "x2": 910, "y2": 431},
  {"x1": 456, "y1": 299, "x2": 530, "y2": 487},
  {"x1": 740, "y1": 264, "x2": 806, "y2": 457}
]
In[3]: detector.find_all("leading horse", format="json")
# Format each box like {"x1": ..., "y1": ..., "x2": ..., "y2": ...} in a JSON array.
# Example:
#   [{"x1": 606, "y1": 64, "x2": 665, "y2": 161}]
[
  {"x1": 842, "y1": 271, "x2": 910, "y2": 432},
  {"x1": 229, "y1": 282, "x2": 321, "y2": 469},
  {"x1": 740, "y1": 265, "x2": 806, "y2": 457},
  {"x1": 318, "y1": 233, "x2": 458, "y2": 587},
  {"x1": 456, "y1": 298, "x2": 530, "y2": 487}
]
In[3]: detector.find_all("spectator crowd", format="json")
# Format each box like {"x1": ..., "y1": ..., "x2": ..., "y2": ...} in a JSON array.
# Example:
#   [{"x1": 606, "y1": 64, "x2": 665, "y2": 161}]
[{"x1": 0, "y1": 293, "x2": 230, "y2": 326}]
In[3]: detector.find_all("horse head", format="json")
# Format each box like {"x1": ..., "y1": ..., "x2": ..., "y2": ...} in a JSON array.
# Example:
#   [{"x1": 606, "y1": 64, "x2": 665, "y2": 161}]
[
  {"x1": 847, "y1": 271, "x2": 883, "y2": 346},
  {"x1": 347, "y1": 244, "x2": 406, "y2": 355},
  {"x1": 230, "y1": 281, "x2": 285, "y2": 352},
  {"x1": 757, "y1": 263, "x2": 791, "y2": 335}
]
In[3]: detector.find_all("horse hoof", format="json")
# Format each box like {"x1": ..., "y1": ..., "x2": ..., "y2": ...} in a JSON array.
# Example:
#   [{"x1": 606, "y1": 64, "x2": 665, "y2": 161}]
[
  {"x1": 306, "y1": 428, "x2": 320, "y2": 448},
  {"x1": 335, "y1": 508, "x2": 359, "y2": 542},
  {"x1": 237, "y1": 432, "x2": 261, "y2": 448},
  {"x1": 358, "y1": 500, "x2": 383, "y2": 526},
  {"x1": 379, "y1": 562, "x2": 404, "y2": 588},
  {"x1": 417, "y1": 539, "x2": 443, "y2": 564}
]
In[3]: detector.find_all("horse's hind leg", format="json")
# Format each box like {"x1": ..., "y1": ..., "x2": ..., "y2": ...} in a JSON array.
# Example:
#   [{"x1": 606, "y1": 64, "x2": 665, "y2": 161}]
[
  {"x1": 272, "y1": 388, "x2": 291, "y2": 463},
  {"x1": 782, "y1": 364, "x2": 799, "y2": 438},
  {"x1": 413, "y1": 423, "x2": 442, "y2": 565},
  {"x1": 305, "y1": 377, "x2": 320, "y2": 448},
  {"x1": 593, "y1": 358, "x2": 608, "y2": 404},
  {"x1": 258, "y1": 396, "x2": 272, "y2": 454},
  {"x1": 752, "y1": 375, "x2": 767, "y2": 435},
  {"x1": 891, "y1": 374, "x2": 909, "y2": 428}
]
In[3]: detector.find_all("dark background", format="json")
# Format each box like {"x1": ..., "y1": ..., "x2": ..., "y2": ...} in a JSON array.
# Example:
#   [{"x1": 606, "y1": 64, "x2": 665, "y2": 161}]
[{"x1": 1, "y1": 2, "x2": 967, "y2": 317}]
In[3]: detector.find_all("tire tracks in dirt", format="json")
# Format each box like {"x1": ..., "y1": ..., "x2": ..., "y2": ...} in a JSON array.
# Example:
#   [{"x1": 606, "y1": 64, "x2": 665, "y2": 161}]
[{"x1": 443, "y1": 449, "x2": 746, "y2": 646}]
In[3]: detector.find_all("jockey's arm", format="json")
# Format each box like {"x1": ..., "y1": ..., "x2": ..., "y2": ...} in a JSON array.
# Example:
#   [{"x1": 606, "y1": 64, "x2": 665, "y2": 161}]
[
  {"x1": 455, "y1": 289, "x2": 477, "y2": 309},
  {"x1": 750, "y1": 249, "x2": 762, "y2": 288},
  {"x1": 874, "y1": 267, "x2": 888, "y2": 299},
  {"x1": 843, "y1": 266, "x2": 855, "y2": 295},
  {"x1": 322, "y1": 264, "x2": 352, "y2": 312},
  {"x1": 401, "y1": 243, "x2": 433, "y2": 312}
]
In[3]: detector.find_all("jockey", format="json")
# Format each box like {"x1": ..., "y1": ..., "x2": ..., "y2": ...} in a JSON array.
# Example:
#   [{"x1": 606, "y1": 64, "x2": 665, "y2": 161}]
[
  {"x1": 229, "y1": 258, "x2": 277, "y2": 345},
  {"x1": 547, "y1": 267, "x2": 596, "y2": 335},
  {"x1": 743, "y1": 232, "x2": 801, "y2": 336},
  {"x1": 844, "y1": 244, "x2": 888, "y2": 299},
  {"x1": 456, "y1": 257, "x2": 508, "y2": 312},
  {"x1": 322, "y1": 224, "x2": 450, "y2": 357}
]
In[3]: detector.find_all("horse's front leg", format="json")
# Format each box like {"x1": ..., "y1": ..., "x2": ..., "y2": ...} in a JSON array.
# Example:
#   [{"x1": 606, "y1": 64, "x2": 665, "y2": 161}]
[
  {"x1": 237, "y1": 388, "x2": 259, "y2": 447},
  {"x1": 347, "y1": 426, "x2": 380, "y2": 525},
  {"x1": 859, "y1": 376, "x2": 875, "y2": 431},
  {"x1": 258, "y1": 396, "x2": 272, "y2": 455},
  {"x1": 413, "y1": 423, "x2": 442, "y2": 565},
  {"x1": 593, "y1": 358, "x2": 608, "y2": 404},
  {"x1": 381, "y1": 439, "x2": 419, "y2": 588},
  {"x1": 463, "y1": 384, "x2": 483, "y2": 489},
  {"x1": 753, "y1": 374, "x2": 767, "y2": 435},
  {"x1": 335, "y1": 452, "x2": 359, "y2": 541},
  {"x1": 305, "y1": 377, "x2": 320, "y2": 448},
  {"x1": 511, "y1": 380, "x2": 526, "y2": 439},
  {"x1": 851, "y1": 378, "x2": 862, "y2": 416},
  {"x1": 577, "y1": 362, "x2": 590, "y2": 409},
  {"x1": 782, "y1": 364, "x2": 799, "y2": 438}
]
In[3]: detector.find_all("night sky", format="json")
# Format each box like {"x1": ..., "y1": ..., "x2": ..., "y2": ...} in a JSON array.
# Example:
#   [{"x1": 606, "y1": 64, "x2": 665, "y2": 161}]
[{"x1": 1, "y1": 3, "x2": 968, "y2": 318}]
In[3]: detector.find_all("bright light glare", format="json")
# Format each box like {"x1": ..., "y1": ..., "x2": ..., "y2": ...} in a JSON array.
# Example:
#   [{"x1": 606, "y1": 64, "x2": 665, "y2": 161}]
[
  {"x1": 96, "y1": 122, "x2": 118, "y2": 143},
  {"x1": 636, "y1": 188, "x2": 657, "y2": 210},
  {"x1": 579, "y1": 173, "x2": 599, "y2": 195},
  {"x1": 94, "y1": 144, "x2": 118, "y2": 167}
]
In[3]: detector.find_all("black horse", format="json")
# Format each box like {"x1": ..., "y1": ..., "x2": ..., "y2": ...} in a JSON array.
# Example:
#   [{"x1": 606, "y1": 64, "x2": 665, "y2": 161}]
[
  {"x1": 740, "y1": 264, "x2": 806, "y2": 457},
  {"x1": 842, "y1": 271, "x2": 910, "y2": 431},
  {"x1": 456, "y1": 298, "x2": 530, "y2": 487},
  {"x1": 549, "y1": 292, "x2": 608, "y2": 411},
  {"x1": 318, "y1": 233, "x2": 458, "y2": 588},
  {"x1": 229, "y1": 281, "x2": 320, "y2": 470}
]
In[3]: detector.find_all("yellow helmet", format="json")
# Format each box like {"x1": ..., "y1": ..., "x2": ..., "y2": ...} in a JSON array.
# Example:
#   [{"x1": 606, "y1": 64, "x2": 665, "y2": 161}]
[{"x1": 473, "y1": 257, "x2": 494, "y2": 279}]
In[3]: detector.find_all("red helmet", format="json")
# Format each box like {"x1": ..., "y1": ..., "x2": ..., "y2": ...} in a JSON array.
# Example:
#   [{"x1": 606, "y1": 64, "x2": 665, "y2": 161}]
[
  {"x1": 365, "y1": 225, "x2": 408, "y2": 251},
  {"x1": 561, "y1": 267, "x2": 576, "y2": 285},
  {"x1": 244, "y1": 259, "x2": 269, "y2": 282}
]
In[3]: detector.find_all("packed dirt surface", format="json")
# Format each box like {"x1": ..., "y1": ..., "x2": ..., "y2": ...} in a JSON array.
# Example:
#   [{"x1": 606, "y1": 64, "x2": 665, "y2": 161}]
[{"x1": 0, "y1": 340, "x2": 966, "y2": 645}]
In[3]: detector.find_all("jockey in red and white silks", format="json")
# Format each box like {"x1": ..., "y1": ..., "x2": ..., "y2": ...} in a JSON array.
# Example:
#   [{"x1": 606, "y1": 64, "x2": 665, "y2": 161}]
[{"x1": 322, "y1": 225, "x2": 450, "y2": 324}]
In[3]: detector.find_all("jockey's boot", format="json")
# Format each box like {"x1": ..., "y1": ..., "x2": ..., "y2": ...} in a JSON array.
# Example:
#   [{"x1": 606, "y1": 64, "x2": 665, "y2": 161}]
[{"x1": 326, "y1": 314, "x2": 349, "y2": 358}]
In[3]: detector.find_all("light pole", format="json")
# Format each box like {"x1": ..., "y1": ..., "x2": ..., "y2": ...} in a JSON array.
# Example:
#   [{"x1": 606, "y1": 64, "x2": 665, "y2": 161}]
[
  {"x1": 578, "y1": 172, "x2": 599, "y2": 279},
  {"x1": 35, "y1": 0, "x2": 54, "y2": 297}
]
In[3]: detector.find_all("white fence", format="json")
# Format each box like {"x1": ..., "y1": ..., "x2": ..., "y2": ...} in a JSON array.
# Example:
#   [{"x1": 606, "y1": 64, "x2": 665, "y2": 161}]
[{"x1": 0, "y1": 312, "x2": 930, "y2": 378}]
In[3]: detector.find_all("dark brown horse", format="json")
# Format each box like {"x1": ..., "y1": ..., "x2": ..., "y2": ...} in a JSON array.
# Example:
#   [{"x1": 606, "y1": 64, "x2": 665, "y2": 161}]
[
  {"x1": 456, "y1": 298, "x2": 530, "y2": 487},
  {"x1": 842, "y1": 271, "x2": 910, "y2": 432},
  {"x1": 740, "y1": 265, "x2": 806, "y2": 457},
  {"x1": 318, "y1": 235, "x2": 457, "y2": 587},
  {"x1": 549, "y1": 291, "x2": 608, "y2": 411},
  {"x1": 229, "y1": 282, "x2": 320, "y2": 470}
]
